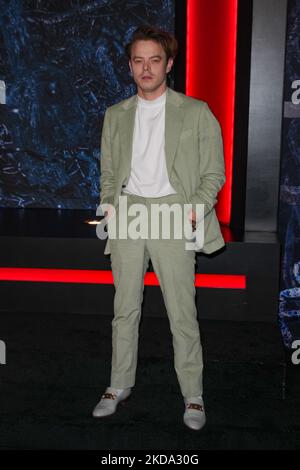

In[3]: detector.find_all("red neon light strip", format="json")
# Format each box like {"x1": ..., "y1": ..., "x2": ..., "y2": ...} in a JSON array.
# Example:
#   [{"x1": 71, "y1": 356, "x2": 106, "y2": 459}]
[
  {"x1": 186, "y1": 0, "x2": 238, "y2": 226},
  {"x1": 0, "y1": 268, "x2": 246, "y2": 289}
]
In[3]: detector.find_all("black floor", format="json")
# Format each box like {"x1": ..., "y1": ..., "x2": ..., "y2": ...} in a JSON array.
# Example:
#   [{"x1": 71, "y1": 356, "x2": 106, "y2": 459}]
[{"x1": 0, "y1": 311, "x2": 299, "y2": 450}]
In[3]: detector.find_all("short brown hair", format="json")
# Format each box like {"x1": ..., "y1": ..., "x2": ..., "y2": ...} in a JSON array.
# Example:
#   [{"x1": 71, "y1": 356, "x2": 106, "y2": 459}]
[{"x1": 125, "y1": 25, "x2": 178, "y2": 61}]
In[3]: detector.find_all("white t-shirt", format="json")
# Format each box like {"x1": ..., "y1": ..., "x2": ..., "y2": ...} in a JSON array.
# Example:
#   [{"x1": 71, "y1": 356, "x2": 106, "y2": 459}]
[{"x1": 122, "y1": 91, "x2": 177, "y2": 197}]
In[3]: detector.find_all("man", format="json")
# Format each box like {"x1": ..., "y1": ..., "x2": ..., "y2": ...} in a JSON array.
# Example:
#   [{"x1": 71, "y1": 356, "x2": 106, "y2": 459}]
[{"x1": 93, "y1": 25, "x2": 226, "y2": 431}]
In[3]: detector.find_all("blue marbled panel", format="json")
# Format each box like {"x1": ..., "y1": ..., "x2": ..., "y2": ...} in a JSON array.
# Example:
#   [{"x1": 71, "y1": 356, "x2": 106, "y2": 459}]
[
  {"x1": 0, "y1": 0, "x2": 174, "y2": 208},
  {"x1": 278, "y1": 0, "x2": 300, "y2": 348}
]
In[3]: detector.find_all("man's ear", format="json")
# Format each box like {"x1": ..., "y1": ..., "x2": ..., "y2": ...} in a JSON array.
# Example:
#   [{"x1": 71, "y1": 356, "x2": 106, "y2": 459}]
[
  {"x1": 166, "y1": 57, "x2": 174, "y2": 74},
  {"x1": 128, "y1": 60, "x2": 132, "y2": 75}
]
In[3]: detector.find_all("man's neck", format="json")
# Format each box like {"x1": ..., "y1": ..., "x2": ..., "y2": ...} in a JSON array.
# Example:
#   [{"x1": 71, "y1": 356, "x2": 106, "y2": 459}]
[{"x1": 137, "y1": 84, "x2": 168, "y2": 101}]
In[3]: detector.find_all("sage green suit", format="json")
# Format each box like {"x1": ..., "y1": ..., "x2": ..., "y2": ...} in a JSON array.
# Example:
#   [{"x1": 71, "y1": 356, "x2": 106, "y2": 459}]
[{"x1": 99, "y1": 87, "x2": 226, "y2": 397}]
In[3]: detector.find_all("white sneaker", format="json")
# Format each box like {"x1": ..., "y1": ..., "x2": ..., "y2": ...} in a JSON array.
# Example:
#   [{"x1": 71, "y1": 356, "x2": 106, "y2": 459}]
[
  {"x1": 92, "y1": 386, "x2": 132, "y2": 418},
  {"x1": 183, "y1": 395, "x2": 206, "y2": 431}
]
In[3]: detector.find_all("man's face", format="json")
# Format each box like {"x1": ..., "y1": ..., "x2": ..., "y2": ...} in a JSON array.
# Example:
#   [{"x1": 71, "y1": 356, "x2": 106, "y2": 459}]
[{"x1": 128, "y1": 40, "x2": 173, "y2": 95}]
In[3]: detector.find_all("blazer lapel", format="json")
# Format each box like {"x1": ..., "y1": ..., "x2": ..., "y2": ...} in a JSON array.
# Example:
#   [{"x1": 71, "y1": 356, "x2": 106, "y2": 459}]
[
  {"x1": 118, "y1": 87, "x2": 184, "y2": 182},
  {"x1": 118, "y1": 95, "x2": 137, "y2": 181},
  {"x1": 165, "y1": 87, "x2": 184, "y2": 178}
]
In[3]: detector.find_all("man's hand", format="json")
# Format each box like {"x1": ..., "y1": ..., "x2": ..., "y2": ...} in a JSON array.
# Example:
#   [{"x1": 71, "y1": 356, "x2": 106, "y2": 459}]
[
  {"x1": 188, "y1": 208, "x2": 197, "y2": 232},
  {"x1": 103, "y1": 203, "x2": 115, "y2": 221}
]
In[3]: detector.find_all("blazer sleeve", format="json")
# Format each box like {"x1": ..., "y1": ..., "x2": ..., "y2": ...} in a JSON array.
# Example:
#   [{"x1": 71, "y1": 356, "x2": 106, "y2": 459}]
[
  {"x1": 100, "y1": 108, "x2": 115, "y2": 207},
  {"x1": 189, "y1": 102, "x2": 226, "y2": 219}
]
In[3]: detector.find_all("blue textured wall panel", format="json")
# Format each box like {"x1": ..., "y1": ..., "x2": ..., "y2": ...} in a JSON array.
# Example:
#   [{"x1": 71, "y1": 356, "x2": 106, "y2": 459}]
[
  {"x1": 278, "y1": 0, "x2": 300, "y2": 348},
  {"x1": 0, "y1": 0, "x2": 174, "y2": 208}
]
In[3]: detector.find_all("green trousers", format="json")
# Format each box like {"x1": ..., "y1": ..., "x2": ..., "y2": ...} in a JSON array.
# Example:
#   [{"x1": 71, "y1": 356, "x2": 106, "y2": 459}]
[{"x1": 108, "y1": 191, "x2": 203, "y2": 398}]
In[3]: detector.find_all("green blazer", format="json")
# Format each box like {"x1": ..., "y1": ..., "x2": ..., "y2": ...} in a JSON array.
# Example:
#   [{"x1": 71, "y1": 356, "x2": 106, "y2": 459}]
[{"x1": 100, "y1": 86, "x2": 226, "y2": 255}]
